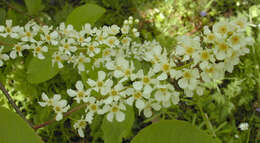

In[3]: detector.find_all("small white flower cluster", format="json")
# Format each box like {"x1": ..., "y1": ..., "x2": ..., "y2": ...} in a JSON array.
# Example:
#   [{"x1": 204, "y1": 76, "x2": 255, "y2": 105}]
[
  {"x1": 238, "y1": 122, "x2": 249, "y2": 131},
  {"x1": 0, "y1": 16, "x2": 254, "y2": 137},
  {"x1": 38, "y1": 93, "x2": 70, "y2": 121}
]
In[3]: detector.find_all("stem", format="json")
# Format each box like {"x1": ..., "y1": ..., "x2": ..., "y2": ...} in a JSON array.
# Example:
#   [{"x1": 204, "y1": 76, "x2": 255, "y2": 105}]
[
  {"x1": 33, "y1": 103, "x2": 88, "y2": 130},
  {"x1": 197, "y1": 101, "x2": 216, "y2": 137},
  {"x1": 0, "y1": 81, "x2": 34, "y2": 128}
]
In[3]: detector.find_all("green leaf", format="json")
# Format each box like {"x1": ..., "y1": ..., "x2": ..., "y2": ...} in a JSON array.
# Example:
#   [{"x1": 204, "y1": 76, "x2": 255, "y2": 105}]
[
  {"x1": 26, "y1": 51, "x2": 59, "y2": 84},
  {"x1": 0, "y1": 107, "x2": 44, "y2": 143},
  {"x1": 102, "y1": 105, "x2": 135, "y2": 143},
  {"x1": 24, "y1": 0, "x2": 44, "y2": 15},
  {"x1": 0, "y1": 8, "x2": 6, "y2": 25},
  {"x1": 0, "y1": 37, "x2": 19, "y2": 53},
  {"x1": 131, "y1": 120, "x2": 219, "y2": 143},
  {"x1": 66, "y1": 3, "x2": 106, "y2": 30}
]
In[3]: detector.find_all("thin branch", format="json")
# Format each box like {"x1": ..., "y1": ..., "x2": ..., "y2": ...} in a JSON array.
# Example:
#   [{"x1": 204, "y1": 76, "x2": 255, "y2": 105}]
[
  {"x1": 33, "y1": 103, "x2": 88, "y2": 130},
  {"x1": 0, "y1": 81, "x2": 34, "y2": 128}
]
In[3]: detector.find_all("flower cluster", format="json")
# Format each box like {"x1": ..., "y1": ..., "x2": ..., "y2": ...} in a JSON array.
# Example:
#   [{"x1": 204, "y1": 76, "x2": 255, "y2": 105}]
[{"x1": 0, "y1": 16, "x2": 254, "y2": 137}]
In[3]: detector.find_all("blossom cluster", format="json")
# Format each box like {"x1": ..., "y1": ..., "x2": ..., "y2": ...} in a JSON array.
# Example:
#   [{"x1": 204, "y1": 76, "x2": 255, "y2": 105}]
[{"x1": 0, "y1": 16, "x2": 254, "y2": 137}]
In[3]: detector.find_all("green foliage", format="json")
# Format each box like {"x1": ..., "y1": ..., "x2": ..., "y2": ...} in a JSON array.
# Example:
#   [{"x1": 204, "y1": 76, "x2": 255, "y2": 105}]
[
  {"x1": 0, "y1": 107, "x2": 44, "y2": 143},
  {"x1": 24, "y1": 0, "x2": 44, "y2": 15},
  {"x1": 26, "y1": 52, "x2": 59, "y2": 84},
  {"x1": 66, "y1": 3, "x2": 106, "y2": 30},
  {"x1": 102, "y1": 106, "x2": 135, "y2": 143},
  {"x1": 131, "y1": 120, "x2": 218, "y2": 143}
]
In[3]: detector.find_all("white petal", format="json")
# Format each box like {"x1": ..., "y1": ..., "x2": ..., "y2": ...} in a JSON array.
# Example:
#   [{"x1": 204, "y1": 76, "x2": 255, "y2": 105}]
[
  {"x1": 98, "y1": 71, "x2": 106, "y2": 81},
  {"x1": 136, "y1": 99, "x2": 145, "y2": 110},
  {"x1": 76, "y1": 81, "x2": 84, "y2": 90},
  {"x1": 87, "y1": 79, "x2": 96, "y2": 87},
  {"x1": 53, "y1": 94, "x2": 61, "y2": 101},
  {"x1": 178, "y1": 78, "x2": 188, "y2": 89},
  {"x1": 78, "y1": 128, "x2": 84, "y2": 138},
  {"x1": 38, "y1": 102, "x2": 47, "y2": 107},
  {"x1": 106, "y1": 112, "x2": 114, "y2": 122},
  {"x1": 41, "y1": 93, "x2": 49, "y2": 101},
  {"x1": 116, "y1": 111, "x2": 125, "y2": 122},
  {"x1": 67, "y1": 89, "x2": 77, "y2": 97},
  {"x1": 56, "y1": 113, "x2": 63, "y2": 121},
  {"x1": 157, "y1": 72, "x2": 168, "y2": 80},
  {"x1": 144, "y1": 108, "x2": 152, "y2": 118},
  {"x1": 133, "y1": 81, "x2": 143, "y2": 91}
]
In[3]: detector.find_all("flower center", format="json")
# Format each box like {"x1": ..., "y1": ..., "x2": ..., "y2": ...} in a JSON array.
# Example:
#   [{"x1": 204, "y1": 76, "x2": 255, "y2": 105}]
[
  {"x1": 162, "y1": 64, "x2": 170, "y2": 72},
  {"x1": 26, "y1": 31, "x2": 31, "y2": 37},
  {"x1": 90, "y1": 104, "x2": 97, "y2": 111},
  {"x1": 183, "y1": 72, "x2": 192, "y2": 79},
  {"x1": 35, "y1": 47, "x2": 41, "y2": 52},
  {"x1": 97, "y1": 81, "x2": 103, "y2": 87},
  {"x1": 201, "y1": 51, "x2": 209, "y2": 60},
  {"x1": 111, "y1": 90, "x2": 118, "y2": 96},
  {"x1": 218, "y1": 43, "x2": 229, "y2": 51},
  {"x1": 185, "y1": 47, "x2": 194, "y2": 55},
  {"x1": 55, "y1": 106, "x2": 62, "y2": 112},
  {"x1": 111, "y1": 106, "x2": 119, "y2": 112},
  {"x1": 143, "y1": 76, "x2": 150, "y2": 84},
  {"x1": 134, "y1": 92, "x2": 142, "y2": 99},
  {"x1": 77, "y1": 91, "x2": 85, "y2": 98},
  {"x1": 230, "y1": 36, "x2": 240, "y2": 45}
]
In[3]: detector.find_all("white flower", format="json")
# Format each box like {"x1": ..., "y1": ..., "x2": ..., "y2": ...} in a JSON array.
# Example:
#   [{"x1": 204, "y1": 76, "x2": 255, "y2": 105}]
[
  {"x1": 59, "y1": 39, "x2": 77, "y2": 55},
  {"x1": 105, "y1": 36, "x2": 119, "y2": 48},
  {"x1": 203, "y1": 26, "x2": 218, "y2": 43},
  {"x1": 73, "y1": 53, "x2": 90, "y2": 72},
  {"x1": 0, "y1": 20, "x2": 21, "y2": 38},
  {"x1": 59, "y1": 23, "x2": 75, "y2": 37},
  {"x1": 231, "y1": 16, "x2": 248, "y2": 32},
  {"x1": 154, "y1": 84, "x2": 179, "y2": 107},
  {"x1": 31, "y1": 42, "x2": 48, "y2": 59},
  {"x1": 152, "y1": 51, "x2": 176, "y2": 80},
  {"x1": 0, "y1": 46, "x2": 9, "y2": 67},
  {"x1": 82, "y1": 23, "x2": 93, "y2": 35},
  {"x1": 121, "y1": 25, "x2": 130, "y2": 34},
  {"x1": 40, "y1": 30, "x2": 59, "y2": 45},
  {"x1": 105, "y1": 102, "x2": 126, "y2": 122},
  {"x1": 53, "y1": 99, "x2": 70, "y2": 121},
  {"x1": 193, "y1": 49, "x2": 215, "y2": 69},
  {"x1": 213, "y1": 40, "x2": 233, "y2": 60},
  {"x1": 178, "y1": 68, "x2": 200, "y2": 90},
  {"x1": 38, "y1": 93, "x2": 62, "y2": 107},
  {"x1": 73, "y1": 117, "x2": 87, "y2": 138},
  {"x1": 10, "y1": 43, "x2": 29, "y2": 59},
  {"x1": 95, "y1": 29, "x2": 107, "y2": 44},
  {"x1": 104, "y1": 83, "x2": 125, "y2": 104},
  {"x1": 20, "y1": 22, "x2": 38, "y2": 42},
  {"x1": 133, "y1": 69, "x2": 158, "y2": 94},
  {"x1": 212, "y1": 20, "x2": 233, "y2": 37},
  {"x1": 238, "y1": 122, "x2": 249, "y2": 131},
  {"x1": 87, "y1": 71, "x2": 113, "y2": 95},
  {"x1": 108, "y1": 25, "x2": 120, "y2": 35},
  {"x1": 227, "y1": 33, "x2": 245, "y2": 49},
  {"x1": 125, "y1": 88, "x2": 148, "y2": 112},
  {"x1": 67, "y1": 81, "x2": 90, "y2": 103},
  {"x1": 142, "y1": 99, "x2": 161, "y2": 118},
  {"x1": 86, "y1": 41, "x2": 100, "y2": 57},
  {"x1": 75, "y1": 30, "x2": 91, "y2": 46},
  {"x1": 200, "y1": 63, "x2": 224, "y2": 83},
  {"x1": 52, "y1": 52, "x2": 65, "y2": 68},
  {"x1": 106, "y1": 56, "x2": 136, "y2": 80},
  {"x1": 175, "y1": 36, "x2": 201, "y2": 61}
]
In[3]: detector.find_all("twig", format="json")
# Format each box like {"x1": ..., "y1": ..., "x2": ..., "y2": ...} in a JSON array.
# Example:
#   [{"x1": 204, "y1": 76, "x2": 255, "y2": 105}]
[
  {"x1": 33, "y1": 103, "x2": 88, "y2": 130},
  {"x1": 0, "y1": 81, "x2": 34, "y2": 128}
]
